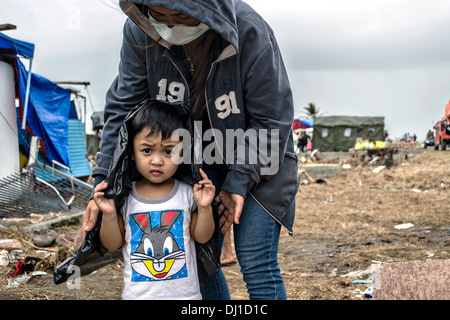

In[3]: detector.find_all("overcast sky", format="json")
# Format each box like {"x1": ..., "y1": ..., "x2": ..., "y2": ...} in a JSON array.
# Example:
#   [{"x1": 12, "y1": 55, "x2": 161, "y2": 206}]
[{"x1": 1, "y1": 0, "x2": 450, "y2": 139}]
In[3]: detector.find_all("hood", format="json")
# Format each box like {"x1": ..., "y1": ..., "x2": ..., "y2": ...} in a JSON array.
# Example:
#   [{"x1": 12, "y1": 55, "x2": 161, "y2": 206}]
[
  {"x1": 119, "y1": 0, "x2": 239, "y2": 51},
  {"x1": 103, "y1": 99, "x2": 196, "y2": 202}
]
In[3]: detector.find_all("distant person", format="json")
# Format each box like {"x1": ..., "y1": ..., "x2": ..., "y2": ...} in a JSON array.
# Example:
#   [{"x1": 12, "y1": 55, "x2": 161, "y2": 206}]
[
  {"x1": 93, "y1": 100, "x2": 215, "y2": 300},
  {"x1": 297, "y1": 132, "x2": 308, "y2": 153}
]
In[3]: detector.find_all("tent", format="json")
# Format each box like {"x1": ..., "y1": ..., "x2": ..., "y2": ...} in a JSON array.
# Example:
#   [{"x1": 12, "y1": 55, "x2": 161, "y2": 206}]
[{"x1": 312, "y1": 116, "x2": 385, "y2": 152}]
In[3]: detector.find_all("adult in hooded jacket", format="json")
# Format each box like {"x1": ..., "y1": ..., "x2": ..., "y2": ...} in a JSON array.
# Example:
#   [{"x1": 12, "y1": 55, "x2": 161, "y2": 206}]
[{"x1": 82, "y1": 0, "x2": 299, "y2": 300}]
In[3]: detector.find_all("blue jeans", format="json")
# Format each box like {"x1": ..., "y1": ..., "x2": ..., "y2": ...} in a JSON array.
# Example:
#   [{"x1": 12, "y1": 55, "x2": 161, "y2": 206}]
[
  {"x1": 200, "y1": 231, "x2": 231, "y2": 300},
  {"x1": 200, "y1": 166, "x2": 286, "y2": 300},
  {"x1": 234, "y1": 196, "x2": 286, "y2": 300}
]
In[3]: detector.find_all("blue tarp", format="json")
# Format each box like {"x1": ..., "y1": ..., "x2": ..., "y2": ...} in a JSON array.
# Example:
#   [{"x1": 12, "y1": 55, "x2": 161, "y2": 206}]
[
  {"x1": 16, "y1": 60, "x2": 72, "y2": 167},
  {"x1": 1, "y1": 32, "x2": 72, "y2": 167},
  {"x1": 0, "y1": 32, "x2": 34, "y2": 58},
  {"x1": 292, "y1": 118, "x2": 314, "y2": 130}
]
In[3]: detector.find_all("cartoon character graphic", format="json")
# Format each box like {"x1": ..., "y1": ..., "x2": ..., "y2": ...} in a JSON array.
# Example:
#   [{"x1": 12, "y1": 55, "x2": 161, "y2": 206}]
[{"x1": 129, "y1": 210, "x2": 186, "y2": 281}]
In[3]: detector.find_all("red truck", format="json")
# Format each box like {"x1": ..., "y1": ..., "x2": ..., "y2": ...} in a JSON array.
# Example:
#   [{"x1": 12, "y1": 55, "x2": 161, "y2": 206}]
[
  {"x1": 434, "y1": 99, "x2": 450, "y2": 150},
  {"x1": 434, "y1": 119, "x2": 450, "y2": 150}
]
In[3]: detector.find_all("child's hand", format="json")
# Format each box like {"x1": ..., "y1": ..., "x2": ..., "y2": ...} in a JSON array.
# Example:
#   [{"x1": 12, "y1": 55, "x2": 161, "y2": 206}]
[
  {"x1": 193, "y1": 168, "x2": 215, "y2": 209},
  {"x1": 93, "y1": 181, "x2": 116, "y2": 216}
]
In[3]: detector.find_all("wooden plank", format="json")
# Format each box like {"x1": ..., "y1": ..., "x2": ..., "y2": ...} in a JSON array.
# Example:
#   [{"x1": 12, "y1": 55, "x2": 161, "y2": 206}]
[{"x1": 0, "y1": 24, "x2": 17, "y2": 31}]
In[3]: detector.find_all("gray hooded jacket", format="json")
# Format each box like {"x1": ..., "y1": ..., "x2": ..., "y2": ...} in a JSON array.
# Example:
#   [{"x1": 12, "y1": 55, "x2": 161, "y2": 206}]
[{"x1": 93, "y1": 0, "x2": 299, "y2": 235}]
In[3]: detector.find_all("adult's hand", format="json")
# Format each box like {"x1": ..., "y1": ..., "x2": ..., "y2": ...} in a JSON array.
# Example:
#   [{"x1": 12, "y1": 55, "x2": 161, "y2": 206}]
[
  {"x1": 215, "y1": 190, "x2": 244, "y2": 234},
  {"x1": 81, "y1": 199, "x2": 100, "y2": 240}
]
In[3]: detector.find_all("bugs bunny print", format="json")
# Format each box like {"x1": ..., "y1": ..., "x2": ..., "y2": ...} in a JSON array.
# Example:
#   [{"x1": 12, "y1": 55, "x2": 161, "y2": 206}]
[{"x1": 129, "y1": 210, "x2": 187, "y2": 281}]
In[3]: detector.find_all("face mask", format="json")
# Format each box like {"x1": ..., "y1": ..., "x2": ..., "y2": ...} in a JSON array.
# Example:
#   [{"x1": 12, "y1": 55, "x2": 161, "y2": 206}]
[{"x1": 148, "y1": 14, "x2": 210, "y2": 45}]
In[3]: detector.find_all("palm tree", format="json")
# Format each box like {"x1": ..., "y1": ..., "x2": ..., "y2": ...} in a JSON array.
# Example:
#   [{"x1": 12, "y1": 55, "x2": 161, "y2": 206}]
[{"x1": 303, "y1": 103, "x2": 323, "y2": 119}]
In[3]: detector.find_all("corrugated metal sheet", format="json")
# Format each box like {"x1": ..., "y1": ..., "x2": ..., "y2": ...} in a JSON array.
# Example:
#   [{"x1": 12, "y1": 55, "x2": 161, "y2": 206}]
[
  {"x1": 0, "y1": 162, "x2": 92, "y2": 218},
  {"x1": 68, "y1": 119, "x2": 91, "y2": 178}
]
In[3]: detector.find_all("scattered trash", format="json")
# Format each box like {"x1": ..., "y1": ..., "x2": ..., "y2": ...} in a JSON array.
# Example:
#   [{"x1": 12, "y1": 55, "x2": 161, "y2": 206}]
[
  {"x1": 33, "y1": 228, "x2": 58, "y2": 247},
  {"x1": 2, "y1": 247, "x2": 53, "y2": 288},
  {"x1": 351, "y1": 277, "x2": 374, "y2": 299},
  {"x1": 394, "y1": 223, "x2": 414, "y2": 229},
  {"x1": 383, "y1": 173, "x2": 394, "y2": 180},
  {"x1": 298, "y1": 168, "x2": 328, "y2": 185},
  {"x1": 411, "y1": 188, "x2": 421, "y2": 193},
  {"x1": 368, "y1": 157, "x2": 380, "y2": 166},
  {"x1": 364, "y1": 287, "x2": 373, "y2": 298},
  {"x1": 0, "y1": 250, "x2": 11, "y2": 267},
  {"x1": 352, "y1": 280, "x2": 372, "y2": 284},
  {"x1": 0, "y1": 239, "x2": 22, "y2": 251},
  {"x1": 8, "y1": 260, "x2": 24, "y2": 278},
  {"x1": 55, "y1": 232, "x2": 82, "y2": 249},
  {"x1": 311, "y1": 149, "x2": 325, "y2": 162},
  {"x1": 342, "y1": 265, "x2": 377, "y2": 278},
  {"x1": 372, "y1": 166, "x2": 385, "y2": 174},
  {"x1": 342, "y1": 164, "x2": 351, "y2": 169},
  {"x1": 6, "y1": 271, "x2": 47, "y2": 288},
  {"x1": 9, "y1": 250, "x2": 26, "y2": 262}
]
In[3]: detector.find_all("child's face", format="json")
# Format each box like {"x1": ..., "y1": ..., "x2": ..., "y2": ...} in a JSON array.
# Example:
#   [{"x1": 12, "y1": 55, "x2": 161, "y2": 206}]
[{"x1": 132, "y1": 127, "x2": 180, "y2": 185}]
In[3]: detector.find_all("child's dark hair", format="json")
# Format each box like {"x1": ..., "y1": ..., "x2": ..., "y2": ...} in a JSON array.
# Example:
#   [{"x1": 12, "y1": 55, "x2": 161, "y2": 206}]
[
  {"x1": 129, "y1": 100, "x2": 187, "y2": 142},
  {"x1": 115, "y1": 100, "x2": 187, "y2": 207}
]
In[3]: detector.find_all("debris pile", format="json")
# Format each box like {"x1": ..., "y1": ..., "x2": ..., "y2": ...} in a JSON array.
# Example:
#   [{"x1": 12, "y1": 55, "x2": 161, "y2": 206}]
[{"x1": 0, "y1": 213, "x2": 82, "y2": 291}]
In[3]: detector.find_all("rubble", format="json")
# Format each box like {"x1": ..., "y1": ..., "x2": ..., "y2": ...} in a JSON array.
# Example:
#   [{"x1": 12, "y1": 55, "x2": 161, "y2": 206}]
[
  {"x1": 0, "y1": 150, "x2": 449, "y2": 300},
  {"x1": 0, "y1": 250, "x2": 10, "y2": 267},
  {"x1": 0, "y1": 210, "x2": 84, "y2": 294},
  {"x1": 32, "y1": 229, "x2": 59, "y2": 247},
  {"x1": 0, "y1": 239, "x2": 22, "y2": 251}
]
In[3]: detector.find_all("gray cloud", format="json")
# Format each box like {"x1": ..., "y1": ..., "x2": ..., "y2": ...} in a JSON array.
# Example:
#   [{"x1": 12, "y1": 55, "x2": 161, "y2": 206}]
[{"x1": 2, "y1": 0, "x2": 450, "y2": 139}]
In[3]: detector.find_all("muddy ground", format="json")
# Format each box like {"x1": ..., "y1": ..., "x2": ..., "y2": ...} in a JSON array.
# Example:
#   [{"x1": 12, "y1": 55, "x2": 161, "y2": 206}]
[{"x1": 0, "y1": 149, "x2": 449, "y2": 300}]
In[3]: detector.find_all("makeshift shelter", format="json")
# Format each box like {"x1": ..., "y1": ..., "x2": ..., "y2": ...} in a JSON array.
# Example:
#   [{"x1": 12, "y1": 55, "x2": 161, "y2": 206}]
[
  {"x1": 0, "y1": 32, "x2": 92, "y2": 218},
  {"x1": 1, "y1": 32, "x2": 91, "y2": 177},
  {"x1": 0, "y1": 31, "x2": 34, "y2": 179},
  {"x1": 312, "y1": 116, "x2": 384, "y2": 152}
]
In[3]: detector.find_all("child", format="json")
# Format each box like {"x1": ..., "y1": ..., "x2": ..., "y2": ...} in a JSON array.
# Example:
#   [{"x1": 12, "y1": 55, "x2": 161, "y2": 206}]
[{"x1": 93, "y1": 100, "x2": 215, "y2": 300}]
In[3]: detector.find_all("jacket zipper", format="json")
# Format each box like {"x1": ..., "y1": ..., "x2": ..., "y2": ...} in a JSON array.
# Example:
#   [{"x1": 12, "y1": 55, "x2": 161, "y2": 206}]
[
  {"x1": 204, "y1": 60, "x2": 225, "y2": 162},
  {"x1": 168, "y1": 56, "x2": 201, "y2": 185},
  {"x1": 203, "y1": 44, "x2": 238, "y2": 162}
]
